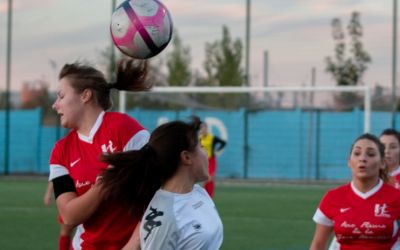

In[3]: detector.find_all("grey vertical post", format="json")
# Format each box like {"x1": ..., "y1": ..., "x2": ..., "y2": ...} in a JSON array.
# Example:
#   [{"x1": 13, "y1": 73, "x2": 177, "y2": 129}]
[
  {"x1": 244, "y1": 0, "x2": 251, "y2": 86},
  {"x1": 263, "y1": 51, "x2": 268, "y2": 87},
  {"x1": 392, "y1": 0, "x2": 398, "y2": 129},
  {"x1": 4, "y1": 0, "x2": 13, "y2": 175}
]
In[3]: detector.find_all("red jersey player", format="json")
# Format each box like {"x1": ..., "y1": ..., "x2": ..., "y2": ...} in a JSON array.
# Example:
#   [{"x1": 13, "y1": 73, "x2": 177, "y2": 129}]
[
  {"x1": 310, "y1": 133, "x2": 400, "y2": 249},
  {"x1": 380, "y1": 129, "x2": 400, "y2": 189},
  {"x1": 49, "y1": 59, "x2": 152, "y2": 250},
  {"x1": 328, "y1": 129, "x2": 400, "y2": 250}
]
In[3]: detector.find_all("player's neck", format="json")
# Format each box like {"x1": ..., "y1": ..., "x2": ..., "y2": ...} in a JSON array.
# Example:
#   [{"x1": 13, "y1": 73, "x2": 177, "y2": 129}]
[
  {"x1": 352, "y1": 177, "x2": 380, "y2": 193},
  {"x1": 162, "y1": 172, "x2": 194, "y2": 194},
  {"x1": 76, "y1": 108, "x2": 104, "y2": 136}
]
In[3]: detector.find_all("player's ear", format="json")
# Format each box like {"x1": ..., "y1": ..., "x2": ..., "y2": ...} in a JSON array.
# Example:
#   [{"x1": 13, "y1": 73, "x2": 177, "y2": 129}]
[
  {"x1": 180, "y1": 150, "x2": 192, "y2": 165},
  {"x1": 81, "y1": 88, "x2": 92, "y2": 103}
]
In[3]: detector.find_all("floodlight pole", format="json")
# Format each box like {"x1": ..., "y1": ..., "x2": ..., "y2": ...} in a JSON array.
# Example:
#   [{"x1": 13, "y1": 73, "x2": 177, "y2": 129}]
[
  {"x1": 392, "y1": 0, "x2": 398, "y2": 129},
  {"x1": 244, "y1": 0, "x2": 251, "y2": 86},
  {"x1": 4, "y1": 0, "x2": 13, "y2": 175}
]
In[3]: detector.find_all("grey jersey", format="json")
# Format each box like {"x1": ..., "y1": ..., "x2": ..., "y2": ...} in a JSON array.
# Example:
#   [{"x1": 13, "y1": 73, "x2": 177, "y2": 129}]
[{"x1": 140, "y1": 184, "x2": 223, "y2": 250}]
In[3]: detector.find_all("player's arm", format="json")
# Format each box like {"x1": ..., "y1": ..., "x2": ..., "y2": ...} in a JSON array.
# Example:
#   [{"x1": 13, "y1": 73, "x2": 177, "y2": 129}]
[
  {"x1": 122, "y1": 222, "x2": 141, "y2": 250},
  {"x1": 213, "y1": 136, "x2": 226, "y2": 154},
  {"x1": 310, "y1": 223, "x2": 333, "y2": 250},
  {"x1": 53, "y1": 175, "x2": 104, "y2": 227},
  {"x1": 43, "y1": 182, "x2": 53, "y2": 206}
]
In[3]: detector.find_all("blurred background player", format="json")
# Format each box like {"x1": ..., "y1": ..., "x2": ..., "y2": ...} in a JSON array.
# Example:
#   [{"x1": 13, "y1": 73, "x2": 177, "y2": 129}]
[
  {"x1": 43, "y1": 182, "x2": 75, "y2": 250},
  {"x1": 380, "y1": 128, "x2": 400, "y2": 188},
  {"x1": 49, "y1": 58, "x2": 151, "y2": 249},
  {"x1": 310, "y1": 133, "x2": 400, "y2": 249},
  {"x1": 99, "y1": 117, "x2": 223, "y2": 249},
  {"x1": 199, "y1": 121, "x2": 226, "y2": 198}
]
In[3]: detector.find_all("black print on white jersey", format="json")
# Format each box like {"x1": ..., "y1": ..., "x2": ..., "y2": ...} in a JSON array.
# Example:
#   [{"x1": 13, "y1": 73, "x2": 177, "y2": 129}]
[{"x1": 143, "y1": 206, "x2": 164, "y2": 241}]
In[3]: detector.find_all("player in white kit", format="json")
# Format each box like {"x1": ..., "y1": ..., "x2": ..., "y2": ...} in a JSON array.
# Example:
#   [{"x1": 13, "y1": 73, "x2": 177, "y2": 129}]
[
  {"x1": 310, "y1": 133, "x2": 400, "y2": 250},
  {"x1": 99, "y1": 117, "x2": 223, "y2": 250}
]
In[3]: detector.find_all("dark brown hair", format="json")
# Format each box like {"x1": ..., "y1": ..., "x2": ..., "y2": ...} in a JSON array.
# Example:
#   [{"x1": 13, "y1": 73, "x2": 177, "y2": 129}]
[
  {"x1": 380, "y1": 128, "x2": 400, "y2": 145},
  {"x1": 99, "y1": 117, "x2": 202, "y2": 219},
  {"x1": 59, "y1": 58, "x2": 151, "y2": 110}
]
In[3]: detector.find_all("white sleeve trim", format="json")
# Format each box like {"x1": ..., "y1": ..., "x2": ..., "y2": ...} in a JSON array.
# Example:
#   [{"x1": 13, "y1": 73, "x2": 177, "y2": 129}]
[
  {"x1": 49, "y1": 164, "x2": 69, "y2": 181},
  {"x1": 313, "y1": 208, "x2": 334, "y2": 226},
  {"x1": 124, "y1": 129, "x2": 150, "y2": 151}
]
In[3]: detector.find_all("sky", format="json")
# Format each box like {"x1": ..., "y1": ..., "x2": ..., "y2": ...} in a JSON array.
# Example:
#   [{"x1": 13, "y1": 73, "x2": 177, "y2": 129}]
[{"x1": 0, "y1": 0, "x2": 395, "y2": 92}]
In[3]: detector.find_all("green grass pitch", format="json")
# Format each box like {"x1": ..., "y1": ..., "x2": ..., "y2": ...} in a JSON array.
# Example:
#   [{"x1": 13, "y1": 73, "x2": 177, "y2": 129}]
[{"x1": 0, "y1": 177, "x2": 334, "y2": 249}]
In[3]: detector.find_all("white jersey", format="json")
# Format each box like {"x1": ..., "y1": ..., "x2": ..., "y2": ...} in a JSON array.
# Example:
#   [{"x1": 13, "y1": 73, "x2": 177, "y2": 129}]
[{"x1": 140, "y1": 184, "x2": 223, "y2": 250}]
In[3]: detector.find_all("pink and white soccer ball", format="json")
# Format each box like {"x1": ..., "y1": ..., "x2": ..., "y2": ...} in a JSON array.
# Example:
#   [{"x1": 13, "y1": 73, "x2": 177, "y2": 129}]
[{"x1": 110, "y1": 0, "x2": 173, "y2": 59}]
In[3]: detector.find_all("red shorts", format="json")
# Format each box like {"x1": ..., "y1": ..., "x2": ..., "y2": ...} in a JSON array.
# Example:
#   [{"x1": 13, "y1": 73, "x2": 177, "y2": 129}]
[{"x1": 208, "y1": 156, "x2": 216, "y2": 176}]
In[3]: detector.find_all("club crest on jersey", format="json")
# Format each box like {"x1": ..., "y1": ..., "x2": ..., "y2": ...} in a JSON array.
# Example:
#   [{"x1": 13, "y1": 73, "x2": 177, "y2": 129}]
[
  {"x1": 101, "y1": 140, "x2": 116, "y2": 153},
  {"x1": 374, "y1": 203, "x2": 390, "y2": 218},
  {"x1": 143, "y1": 206, "x2": 164, "y2": 241}
]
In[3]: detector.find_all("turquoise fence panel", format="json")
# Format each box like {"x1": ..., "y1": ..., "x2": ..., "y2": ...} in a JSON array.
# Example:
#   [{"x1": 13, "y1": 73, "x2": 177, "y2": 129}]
[
  {"x1": 126, "y1": 108, "x2": 179, "y2": 132},
  {"x1": 4, "y1": 108, "x2": 400, "y2": 179},
  {"x1": 39, "y1": 127, "x2": 58, "y2": 174},
  {"x1": 4, "y1": 109, "x2": 42, "y2": 173},
  {"x1": 247, "y1": 109, "x2": 303, "y2": 179},
  {"x1": 316, "y1": 109, "x2": 362, "y2": 180},
  {"x1": 0, "y1": 111, "x2": 5, "y2": 173},
  {"x1": 371, "y1": 112, "x2": 392, "y2": 135}
]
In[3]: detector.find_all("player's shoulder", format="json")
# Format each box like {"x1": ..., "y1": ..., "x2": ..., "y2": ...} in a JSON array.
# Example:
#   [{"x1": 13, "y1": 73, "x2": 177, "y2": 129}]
[
  {"x1": 148, "y1": 189, "x2": 176, "y2": 210},
  {"x1": 324, "y1": 183, "x2": 351, "y2": 198},
  {"x1": 54, "y1": 130, "x2": 76, "y2": 148},
  {"x1": 382, "y1": 182, "x2": 400, "y2": 196},
  {"x1": 329, "y1": 182, "x2": 350, "y2": 193},
  {"x1": 145, "y1": 190, "x2": 177, "y2": 223},
  {"x1": 104, "y1": 112, "x2": 143, "y2": 128},
  {"x1": 193, "y1": 184, "x2": 209, "y2": 197}
]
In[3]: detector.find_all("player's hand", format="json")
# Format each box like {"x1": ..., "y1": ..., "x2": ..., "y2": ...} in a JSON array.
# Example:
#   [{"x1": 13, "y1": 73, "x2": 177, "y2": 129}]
[
  {"x1": 43, "y1": 192, "x2": 52, "y2": 206},
  {"x1": 215, "y1": 150, "x2": 223, "y2": 157}
]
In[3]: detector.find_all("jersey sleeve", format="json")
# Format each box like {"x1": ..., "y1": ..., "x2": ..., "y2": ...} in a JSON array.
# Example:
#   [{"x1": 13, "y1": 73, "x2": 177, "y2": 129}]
[
  {"x1": 113, "y1": 113, "x2": 150, "y2": 151},
  {"x1": 48, "y1": 142, "x2": 69, "y2": 181},
  {"x1": 124, "y1": 130, "x2": 149, "y2": 151},
  {"x1": 313, "y1": 191, "x2": 334, "y2": 226},
  {"x1": 141, "y1": 206, "x2": 178, "y2": 250},
  {"x1": 313, "y1": 208, "x2": 333, "y2": 226}
]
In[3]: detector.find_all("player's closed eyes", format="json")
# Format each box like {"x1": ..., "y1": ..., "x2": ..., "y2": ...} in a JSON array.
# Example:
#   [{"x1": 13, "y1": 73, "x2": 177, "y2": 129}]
[{"x1": 352, "y1": 151, "x2": 377, "y2": 157}]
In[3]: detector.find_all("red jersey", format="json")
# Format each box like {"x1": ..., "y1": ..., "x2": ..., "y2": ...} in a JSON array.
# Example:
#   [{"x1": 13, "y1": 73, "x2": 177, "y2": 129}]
[
  {"x1": 313, "y1": 180, "x2": 400, "y2": 249},
  {"x1": 49, "y1": 112, "x2": 149, "y2": 250},
  {"x1": 390, "y1": 167, "x2": 400, "y2": 190}
]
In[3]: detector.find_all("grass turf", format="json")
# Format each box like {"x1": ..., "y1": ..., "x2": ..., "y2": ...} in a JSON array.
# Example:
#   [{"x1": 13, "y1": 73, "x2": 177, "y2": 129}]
[{"x1": 0, "y1": 177, "x2": 333, "y2": 250}]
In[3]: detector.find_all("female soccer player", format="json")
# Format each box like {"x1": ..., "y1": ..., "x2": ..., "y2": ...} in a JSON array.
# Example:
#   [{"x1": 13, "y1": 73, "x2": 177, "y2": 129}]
[
  {"x1": 199, "y1": 121, "x2": 226, "y2": 198},
  {"x1": 328, "y1": 129, "x2": 400, "y2": 250},
  {"x1": 310, "y1": 133, "x2": 400, "y2": 249},
  {"x1": 380, "y1": 128, "x2": 400, "y2": 188},
  {"x1": 99, "y1": 117, "x2": 224, "y2": 250},
  {"x1": 49, "y1": 59, "x2": 151, "y2": 249}
]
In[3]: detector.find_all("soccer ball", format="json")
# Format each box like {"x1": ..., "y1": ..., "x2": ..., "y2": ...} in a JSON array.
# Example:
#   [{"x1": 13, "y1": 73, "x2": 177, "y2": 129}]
[{"x1": 110, "y1": 0, "x2": 173, "y2": 59}]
